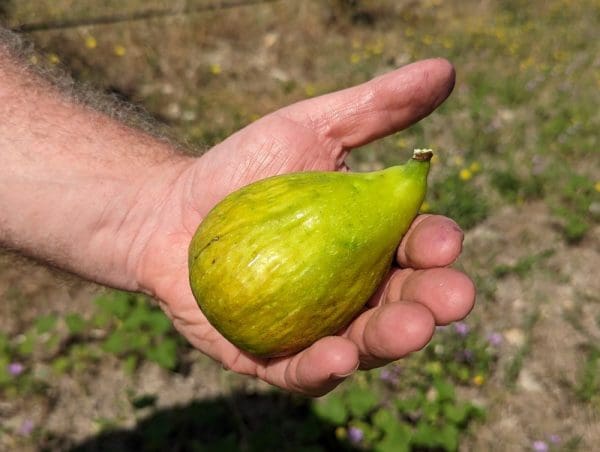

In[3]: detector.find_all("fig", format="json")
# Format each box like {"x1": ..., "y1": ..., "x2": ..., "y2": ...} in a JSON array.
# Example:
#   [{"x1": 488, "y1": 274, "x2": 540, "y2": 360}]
[{"x1": 188, "y1": 149, "x2": 433, "y2": 357}]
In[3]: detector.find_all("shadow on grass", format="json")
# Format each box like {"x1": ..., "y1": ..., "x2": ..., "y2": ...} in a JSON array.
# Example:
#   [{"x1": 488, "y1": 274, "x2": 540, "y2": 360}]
[{"x1": 63, "y1": 391, "x2": 357, "y2": 452}]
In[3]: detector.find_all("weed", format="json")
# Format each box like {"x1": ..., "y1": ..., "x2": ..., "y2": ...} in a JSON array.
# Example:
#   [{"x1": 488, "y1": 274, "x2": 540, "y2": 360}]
[
  {"x1": 429, "y1": 173, "x2": 489, "y2": 230},
  {"x1": 574, "y1": 346, "x2": 600, "y2": 407}
]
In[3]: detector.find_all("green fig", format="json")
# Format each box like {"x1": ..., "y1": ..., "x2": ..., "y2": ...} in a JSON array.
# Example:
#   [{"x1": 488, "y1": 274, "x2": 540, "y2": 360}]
[{"x1": 188, "y1": 149, "x2": 433, "y2": 357}]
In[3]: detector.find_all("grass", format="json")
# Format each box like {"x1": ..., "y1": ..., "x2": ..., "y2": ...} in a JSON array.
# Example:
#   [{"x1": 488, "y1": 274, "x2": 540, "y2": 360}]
[{"x1": 1, "y1": 0, "x2": 599, "y2": 450}]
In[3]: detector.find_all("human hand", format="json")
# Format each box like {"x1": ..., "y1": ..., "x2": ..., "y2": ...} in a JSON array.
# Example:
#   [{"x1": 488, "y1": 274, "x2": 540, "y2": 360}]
[{"x1": 134, "y1": 58, "x2": 475, "y2": 396}]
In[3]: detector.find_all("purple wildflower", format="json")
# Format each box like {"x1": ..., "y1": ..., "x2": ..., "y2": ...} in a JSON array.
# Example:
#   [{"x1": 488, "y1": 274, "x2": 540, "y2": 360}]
[
  {"x1": 462, "y1": 349, "x2": 474, "y2": 362},
  {"x1": 7, "y1": 362, "x2": 25, "y2": 376},
  {"x1": 454, "y1": 322, "x2": 470, "y2": 336},
  {"x1": 380, "y1": 365, "x2": 402, "y2": 385},
  {"x1": 380, "y1": 368, "x2": 394, "y2": 382},
  {"x1": 348, "y1": 426, "x2": 364, "y2": 444},
  {"x1": 487, "y1": 332, "x2": 503, "y2": 347},
  {"x1": 549, "y1": 434, "x2": 560, "y2": 444},
  {"x1": 532, "y1": 440, "x2": 548, "y2": 452},
  {"x1": 18, "y1": 419, "x2": 34, "y2": 436}
]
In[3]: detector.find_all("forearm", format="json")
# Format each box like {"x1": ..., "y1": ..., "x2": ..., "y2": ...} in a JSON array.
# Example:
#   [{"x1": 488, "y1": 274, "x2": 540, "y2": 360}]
[{"x1": 0, "y1": 31, "x2": 191, "y2": 290}]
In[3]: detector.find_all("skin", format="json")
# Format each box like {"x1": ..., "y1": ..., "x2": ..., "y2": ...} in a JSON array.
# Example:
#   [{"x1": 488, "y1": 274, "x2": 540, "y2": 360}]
[{"x1": 0, "y1": 33, "x2": 474, "y2": 397}]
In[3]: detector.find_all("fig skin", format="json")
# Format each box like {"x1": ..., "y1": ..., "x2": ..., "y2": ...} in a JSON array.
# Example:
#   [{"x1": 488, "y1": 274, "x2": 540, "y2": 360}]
[{"x1": 189, "y1": 151, "x2": 432, "y2": 357}]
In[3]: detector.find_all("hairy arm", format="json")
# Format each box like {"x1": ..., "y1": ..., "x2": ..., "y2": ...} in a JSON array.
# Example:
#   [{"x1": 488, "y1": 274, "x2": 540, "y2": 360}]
[{"x1": 0, "y1": 32, "x2": 191, "y2": 290}]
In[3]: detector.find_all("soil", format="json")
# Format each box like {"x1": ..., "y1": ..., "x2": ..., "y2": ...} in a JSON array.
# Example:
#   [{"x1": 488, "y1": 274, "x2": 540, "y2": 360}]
[{"x1": 1, "y1": 203, "x2": 599, "y2": 451}]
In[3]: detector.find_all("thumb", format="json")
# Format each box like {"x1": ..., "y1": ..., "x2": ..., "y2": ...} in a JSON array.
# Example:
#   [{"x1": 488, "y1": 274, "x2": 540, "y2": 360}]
[{"x1": 276, "y1": 58, "x2": 455, "y2": 157}]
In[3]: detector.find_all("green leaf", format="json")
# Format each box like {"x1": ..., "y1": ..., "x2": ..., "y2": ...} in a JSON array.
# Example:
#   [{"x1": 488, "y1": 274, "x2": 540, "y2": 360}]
[
  {"x1": 373, "y1": 409, "x2": 412, "y2": 452},
  {"x1": 17, "y1": 333, "x2": 35, "y2": 356},
  {"x1": 434, "y1": 379, "x2": 456, "y2": 403},
  {"x1": 0, "y1": 356, "x2": 11, "y2": 385},
  {"x1": 372, "y1": 408, "x2": 397, "y2": 433},
  {"x1": 375, "y1": 425, "x2": 411, "y2": 452},
  {"x1": 51, "y1": 356, "x2": 70, "y2": 374},
  {"x1": 102, "y1": 330, "x2": 130, "y2": 354},
  {"x1": 443, "y1": 403, "x2": 470, "y2": 425},
  {"x1": 123, "y1": 355, "x2": 138, "y2": 375},
  {"x1": 95, "y1": 291, "x2": 133, "y2": 319},
  {"x1": 35, "y1": 314, "x2": 58, "y2": 334},
  {"x1": 438, "y1": 424, "x2": 460, "y2": 451},
  {"x1": 411, "y1": 423, "x2": 438, "y2": 448},
  {"x1": 346, "y1": 387, "x2": 379, "y2": 418},
  {"x1": 312, "y1": 392, "x2": 348, "y2": 425},
  {"x1": 145, "y1": 338, "x2": 177, "y2": 369},
  {"x1": 65, "y1": 313, "x2": 87, "y2": 335},
  {"x1": 146, "y1": 311, "x2": 172, "y2": 335}
]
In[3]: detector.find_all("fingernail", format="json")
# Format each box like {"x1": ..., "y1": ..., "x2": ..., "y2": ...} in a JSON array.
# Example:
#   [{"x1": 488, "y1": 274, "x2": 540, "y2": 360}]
[{"x1": 331, "y1": 364, "x2": 359, "y2": 379}]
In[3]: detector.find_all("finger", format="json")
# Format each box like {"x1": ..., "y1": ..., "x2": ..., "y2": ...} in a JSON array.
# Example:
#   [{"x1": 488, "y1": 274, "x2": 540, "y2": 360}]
[
  {"x1": 397, "y1": 214, "x2": 464, "y2": 269},
  {"x1": 385, "y1": 267, "x2": 476, "y2": 325},
  {"x1": 343, "y1": 301, "x2": 436, "y2": 369},
  {"x1": 277, "y1": 58, "x2": 455, "y2": 153},
  {"x1": 256, "y1": 336, "x2": 360, "y2": 397}
]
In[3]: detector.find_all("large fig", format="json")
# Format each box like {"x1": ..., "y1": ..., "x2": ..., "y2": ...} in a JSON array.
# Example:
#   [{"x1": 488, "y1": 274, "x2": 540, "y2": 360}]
[{"x1": 189, "y1": 149, "x2": 432, "y2": 357}]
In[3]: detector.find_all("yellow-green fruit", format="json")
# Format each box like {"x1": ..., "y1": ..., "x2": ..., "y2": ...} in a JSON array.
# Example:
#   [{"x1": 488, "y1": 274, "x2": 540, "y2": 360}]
[{"x1": 188, "y1": 150, "x2": 432, "y2": 357}]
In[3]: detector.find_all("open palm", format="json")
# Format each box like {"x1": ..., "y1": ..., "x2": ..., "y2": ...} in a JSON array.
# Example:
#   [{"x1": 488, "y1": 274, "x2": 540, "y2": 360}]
[{"x1": 135, "y1": 59, "x2": 475, "y2": 396}]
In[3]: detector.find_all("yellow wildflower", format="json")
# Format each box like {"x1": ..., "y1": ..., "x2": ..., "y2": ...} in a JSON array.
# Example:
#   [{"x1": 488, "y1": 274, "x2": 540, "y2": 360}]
[
  {"x1": 350, "y1": 53, "x2": 361, "y2": 64},
  {"x1": 304, "y1": 84, "x2": 316, "y2": 97},
  {"x1": 469, "y1": 161, "x2": 481, "y2": 173},
  {"x1": 472, "y1": 374, "x2": 485, "y2": 386},
  {"x1": 395, "y1": 137, "x2": 408, "y2": 148},
  {"x1": 210, "y1": 63, "x2": 222, "y2": 75},
  {"x1": 335, "y1": 426, "x2": 346, "y2": 440},
  {"x1": 85, "y1": 36, "x2": 97, "y2": 49},
  {"x1": 113, "y1": 45, "x2": 126, "y2": 57},
  {"x1": 47, "y1": 53, "x2": 60, "y2": 65},
  {"x1": 594, "y1": 181, "x2": 600, "y2": 192},
  {"x1": 422, "y1": 34, "x2": 434, "y2": 46},
  {"x1": 441, "y1": 37, "x2": 454, "y2": 49},
  {"x1": 452, "y1": 155, "x2": 465, "y2": 166},
  {"x1": 368, "y1": 39, "x2": 384, "y2": 55},
  {"x1": 459, "y1": 168, "x2": 473, "y2": 181}
]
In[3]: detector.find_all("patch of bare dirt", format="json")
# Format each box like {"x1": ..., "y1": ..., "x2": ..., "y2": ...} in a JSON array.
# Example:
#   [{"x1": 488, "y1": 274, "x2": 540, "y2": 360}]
[{"x1": 460, "y1": 202, "x2": 600, "y2": 450}]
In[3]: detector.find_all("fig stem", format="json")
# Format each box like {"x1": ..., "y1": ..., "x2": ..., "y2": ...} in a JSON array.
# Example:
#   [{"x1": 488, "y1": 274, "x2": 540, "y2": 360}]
[{"x1": 412, "y1": 148, "x2": 434, "y2": 162}]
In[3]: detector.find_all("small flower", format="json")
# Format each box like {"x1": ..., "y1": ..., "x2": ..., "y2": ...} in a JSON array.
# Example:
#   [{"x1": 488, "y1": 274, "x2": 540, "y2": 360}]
[
  {"x1": 454, "y1": 322, "x2": 470, "y2": 336},
  {"x1": 113, "y1": 44, "x2": 126, "y2": 57},
  {"x1": 18, "y1": 419, "x2": 34, "y2": 436},
  {"x1": 304, "y1": 84, "x2": 316, "y2": 97},
  {"x1": 469, "y1": 161, "x2": 481, "y2": 173},
  {"x1": 47, "y1": 53, "x2": 60, "y2": 65},
  {"x1": 548, "y1": 434, "x2": 560, "y2": 444},
  {"x1": 487, "y1": 332, "x2": 503, "y2": 347},
  {"x1": 380, "y1": 365, "x2": 402, "y2": 384},
  {"x1": 459, "y1": 168, "x2": 473, "y2": 181},
  {"x1": 210, "y1": 63, "x2": 222, "y2": 75},
  {"x1": 8, "y1": 362, "x2": 25, "y2": 376},
  {"x1": 348, "y1": 426, "x2": 364, "y2": 444},
  {"x1": 460, "y1": 349, "x2": 474, "y2": 362},
  {"x1": 472, "y1": 374, "x2": 485, "y2": 386},
  {"x1": 350, "y1": 53, "x2": 361, "y2": 64},
  {"x1": 84, "y1": 36, "x2": 97, "y2": 49},
  {"x1": 532, "y1": 440, "x2": 548, "y2": 452}
]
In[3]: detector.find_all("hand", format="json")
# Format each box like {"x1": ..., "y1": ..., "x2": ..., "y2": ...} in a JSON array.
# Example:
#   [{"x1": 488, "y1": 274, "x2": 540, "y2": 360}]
[{"x1": 134, "y1": 58, "x2": 475, "y2": 396}]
